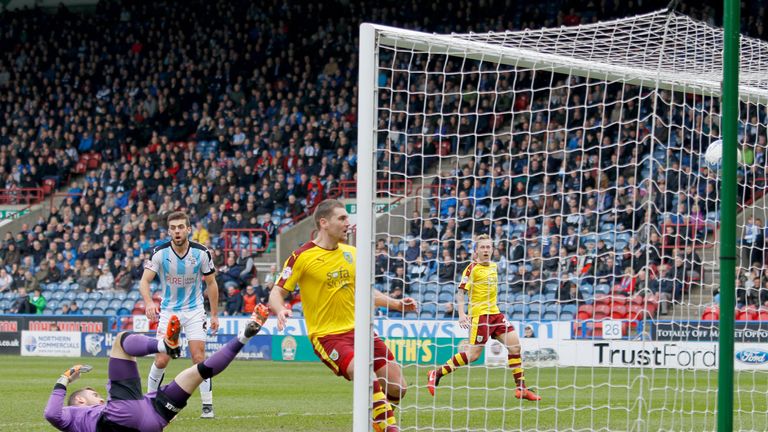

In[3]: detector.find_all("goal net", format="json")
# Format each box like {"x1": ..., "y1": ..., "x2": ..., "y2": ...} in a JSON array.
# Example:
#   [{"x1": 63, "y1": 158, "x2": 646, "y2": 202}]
[{"x1": 355, "y1": 9, "x2": 768, "y2": 432}]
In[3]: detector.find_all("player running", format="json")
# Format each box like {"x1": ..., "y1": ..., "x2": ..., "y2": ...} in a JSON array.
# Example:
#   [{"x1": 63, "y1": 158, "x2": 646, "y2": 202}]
[
  {"x1": 139, "y1": 211, "x2": 220, "y2": 418},
  {"x1": 44, "y1": 306, "x2": 269, "y2": 432},
  {"x1": 269, "y1": 199, "x2": 417, "y2": 432},
  {"x1": 427, "y1": 234, "x2": 540, "y2": 401}
]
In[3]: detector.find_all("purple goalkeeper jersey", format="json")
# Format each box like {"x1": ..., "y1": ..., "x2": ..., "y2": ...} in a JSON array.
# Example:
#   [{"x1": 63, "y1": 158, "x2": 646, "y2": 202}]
[
  {"x1": 44, "y1": 387, "x2": 105, "y2": 432},
  {"x1": 45, "y1": 386, "x2": 169, "y2": 432}
]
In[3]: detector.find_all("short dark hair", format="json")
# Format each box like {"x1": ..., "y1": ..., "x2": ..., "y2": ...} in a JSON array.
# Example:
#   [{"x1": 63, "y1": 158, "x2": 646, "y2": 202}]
[
  {"x1": 166, "y1": 211, "x2": 190, "y2": 228},
  {"x1": 313, "y1": 199, "x2": 344, "y2": 230},
  {"x1": 68, "y1": 387, "x2": 95, "y2": 406}
]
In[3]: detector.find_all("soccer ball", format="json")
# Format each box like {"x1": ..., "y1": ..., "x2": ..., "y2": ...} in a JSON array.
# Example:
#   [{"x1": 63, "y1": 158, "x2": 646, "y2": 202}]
[{"x1": 704, "y1": 139, "x2": 742, "y2": 165}]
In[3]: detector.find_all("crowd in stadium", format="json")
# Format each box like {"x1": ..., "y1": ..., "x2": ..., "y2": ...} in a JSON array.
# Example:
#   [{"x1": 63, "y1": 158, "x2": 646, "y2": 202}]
[{"x1": 0, "y1": 0, "x2": 765, "y2": 322}]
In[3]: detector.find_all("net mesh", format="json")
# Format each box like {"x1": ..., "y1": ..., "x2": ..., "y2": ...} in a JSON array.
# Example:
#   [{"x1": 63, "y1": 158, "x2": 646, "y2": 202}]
[{"x1": 362, "y1": 9, "x2": 768, "y2": 431}]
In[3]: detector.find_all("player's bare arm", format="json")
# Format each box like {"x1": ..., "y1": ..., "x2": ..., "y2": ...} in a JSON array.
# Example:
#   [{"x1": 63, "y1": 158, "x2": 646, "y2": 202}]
[
  {"x1": 140, "y1": 268, "x2": 159, "y2": 321},
  {"x1": 374, "y1": 289, "x2": 418, "y2": 312},
  {"x1": 204, "y1": 273, "x2": 219, "y2": 333},
  {"x1": 456, "y1": 288, "x2": 470, "y2": 329},
  {"x1": 269, "y1": 285, "x2": 292, "y2": 330}
]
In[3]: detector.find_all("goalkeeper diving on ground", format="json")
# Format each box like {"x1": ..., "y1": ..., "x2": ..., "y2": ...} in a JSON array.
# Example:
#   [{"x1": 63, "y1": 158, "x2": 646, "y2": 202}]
[{"x1": 43, "y1": 305, "x2": 269, "y2": 432}]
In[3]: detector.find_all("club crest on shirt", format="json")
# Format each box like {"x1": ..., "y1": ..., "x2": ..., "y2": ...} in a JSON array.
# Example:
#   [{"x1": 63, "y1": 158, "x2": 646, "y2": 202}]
[
  {"x1": 343, "y1": 252, "x2": 353, "y2": 264},
  {"x1": 281, "y1": 267, "x2": 293, "y2": 280},
  {"x1": 477, "y1": 336, "x2": 484, "y2": 342},
  {"x1": 330, "y1": 349, "x2": 340, "y2": 361},
  {"x1": 187, "y1": 256, "x2": 198, "y2": 266}
]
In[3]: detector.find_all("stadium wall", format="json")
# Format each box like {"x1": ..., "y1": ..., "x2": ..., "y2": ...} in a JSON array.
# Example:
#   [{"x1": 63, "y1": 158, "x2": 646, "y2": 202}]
[{"x1": 3, "y1": 315, "x2": 767, "y2": 370}]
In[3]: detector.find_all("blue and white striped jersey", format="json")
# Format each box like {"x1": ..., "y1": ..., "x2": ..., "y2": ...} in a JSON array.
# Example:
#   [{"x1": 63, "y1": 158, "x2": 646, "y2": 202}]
[{"x1": 144, "y1": 241, "x2": 216, "y2": 312}]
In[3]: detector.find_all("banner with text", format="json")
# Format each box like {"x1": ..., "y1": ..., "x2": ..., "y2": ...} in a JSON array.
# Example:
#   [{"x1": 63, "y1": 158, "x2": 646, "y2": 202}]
[
  {"x1": 542, "y1": 340, "x2": 768, "y2": 370},
  {"x1": 79, "y1": 332, "x2": 271, "y2": 360},
  {"x1": 218, "y1": 318, "x2": 571, "y2": 340},
  {"x1": 654, "y1": 321, "x2": 768, "y2": 343},
  {"x1": 21, "y1": 331, "x2": 81, "y2": 357}
]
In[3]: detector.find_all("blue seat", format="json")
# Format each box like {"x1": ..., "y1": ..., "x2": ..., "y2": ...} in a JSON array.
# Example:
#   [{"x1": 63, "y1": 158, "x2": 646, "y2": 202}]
[
  {"x1": 83, "y1": 299, "x2": 98, "y2": 309},
  {"x1": 559, "y1": 311, "x2": 575, "y2": 320},
  {"x1": 513, "y1": 294, "x2": 529, "y2": 304},
  {"x1": 510, "y1": 312, "x2": 525, "y2": 321},
  {"x1": 594, "y1": 284, "x2": 611, "y2": 295},
  {"x1": 527, "y1": 310, "x2": 542, "y2": 321},
  {"x1": 128, "y1": 291, "x2": 142, "y2": 301},
  {"x1": 65, "y1": 291, "x2": 77, "y2": 301},
  {"x1": 543, "y1": 312, "x2": 558, "y2": 321},
  {"x1": 89, "y1": 291, "x2": 102, "y2": 300},
  {"x1": 115, "y1": 292, "x2": 128, "y2": 301},
  {"x1": 423, "y1": 292, "x2": 437, "y2": 303},
  {"x1": 419, "y1": 310, "x2": 436, "y2": 319},
  {"x1": 104, "y1": 307, "x2": 117, "y2": 316},
  {"x1": 544, "y1": 293, "x2": 557, "y2": 302},
  {"x1": 76, "y1": 292, "x2": 90, "y2": 302},
  {"x1": 100, "y1": 292, "x2": 115, "y2": 301},
  {"x1": 580, "y1": 284, "x2": 594, "y2": 295},
  {"x1": 293, "y1": 303, "x2": 303, "y2": 313},
  {"x1": 52, "y1": 291, "x2": 66, "y2": 301},
  {"x1": 91, "y1": 308, "x2": 105, "y2": 315},
  {"x1": 404, "y1": 311, "x2": 418, "y2": 319},
  {"x1": 438, "y1": 292, "x2": 453, "y2": 303},
  {"x1": 109, "y1": 299, "x2": 123, "y2": 309},
  {"x1": 117, "y1": 307, "x2": 131, "y2": 316},
  {"x1": 544, "y1": 303, "x2": 560, "y2": 314},
  {"x1": 95, "y1": 299, "x2": 110, "y2": 309},
  {"x1": 421, "y1": 303, "x2": 437, "y2": 314},
  {"x1": 529, "y1": 294, "x2": 543, "y2": 304},
  {"x1": 43, "y1": 309, "x2": 55, "y2": 315},
  {"x1": 122, "y1": 299, "x2": 135, "y2": 309},
  {"x1": 69, "y1": 283, "x2": 80, "y2": 291},
  {"x1": 512, "y1": 303, "x2": 527, "y2": 314},
  {"x1": 544, "y1": 282, "x2": 559, "y2": 293},
  {"x1": 561, "y1": 304, "x2": 578, "y2": 316}
]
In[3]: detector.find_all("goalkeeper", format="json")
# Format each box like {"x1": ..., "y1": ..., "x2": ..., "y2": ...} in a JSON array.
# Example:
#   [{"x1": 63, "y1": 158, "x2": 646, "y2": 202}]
[
  {"x1": 428, "y1": 234, "x2": 540, "y2": 401},
  {"x1": 44, "y1": 307, "x2": 268, "y2": 432}
]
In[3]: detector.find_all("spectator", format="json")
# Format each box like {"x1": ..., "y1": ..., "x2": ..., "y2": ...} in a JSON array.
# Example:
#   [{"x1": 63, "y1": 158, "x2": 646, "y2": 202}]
[
  {"x1": 224, "y1": 286, "x2": 244, "y2": 316},
  {"x1": 559, "y1": 282, "x2": 584, "y2": 305},
  {"x1": 10, "y1": 288, "x2": 35, "y2": 314},
  {"x1": 29, "y1": 288, "x2": 47, "y2": 315},
  {"x1": 97, "y1": 267, "x2": 115, "y2": 291},
  {"x1": 0, "y1": 268, "x2": 13, "y2": 292},
  {"x1": 192, "y1": 221, "x2": 210, "y2": 246},
  {"x1": 523, "y1": 325, "x2": 536, "y2": 338},
  {"x1": 68, "y1": 301, "x2": 83, "y2": 315},
  {"x1": 242, "y1": 285, "x2": 259, "y2": 314}
]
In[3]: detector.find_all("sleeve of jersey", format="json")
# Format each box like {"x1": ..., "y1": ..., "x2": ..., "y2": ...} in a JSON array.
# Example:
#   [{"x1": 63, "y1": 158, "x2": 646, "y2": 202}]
[
  {"x1": 276, "y1": 252, "x2": 301, "y2": 292},
  {"x1": 44, "y1": 385, "x2": 72, "y2": 430},
  {"x1": 201, "y1": 249, "x2": 216, "y2": 275},
  {"x1": 458, "y1": 263, "x2": 474, "y2": 291},
  {"x1": 144, "y1": 248, "x2": 161, "y2": 273}
]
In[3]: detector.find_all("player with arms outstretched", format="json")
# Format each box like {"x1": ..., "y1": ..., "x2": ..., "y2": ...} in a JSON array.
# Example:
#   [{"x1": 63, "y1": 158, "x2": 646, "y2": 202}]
[
  {"x1": 269, "y1": 199, "x2": 417, "y2": 432},
  {"x1": 428, "y1": 234, "x2": 540, "y2": 401},
  {"x1": 139, "y1": 211, "x2": 220, "y2": 418},
  {"x1": 44, "y1": 307, "x2": 269, "y2": 432}
]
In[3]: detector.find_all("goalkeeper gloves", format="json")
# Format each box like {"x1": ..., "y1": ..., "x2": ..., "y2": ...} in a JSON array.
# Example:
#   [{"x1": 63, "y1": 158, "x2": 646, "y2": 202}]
[{"x1": 56, "y1": 364, "x2": 93, "y2": 387}]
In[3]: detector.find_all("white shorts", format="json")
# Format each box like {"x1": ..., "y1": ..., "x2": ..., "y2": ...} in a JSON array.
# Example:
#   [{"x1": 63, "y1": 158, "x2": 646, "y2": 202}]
[{"x1": 156, "y1": 308, "x2": 208, "y2": 341}]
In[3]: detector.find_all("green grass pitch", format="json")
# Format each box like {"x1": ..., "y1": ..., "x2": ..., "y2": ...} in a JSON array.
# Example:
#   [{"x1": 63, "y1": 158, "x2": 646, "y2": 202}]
[{"x1": 2, "y1": 356, "x2": 766, "y2": 431}]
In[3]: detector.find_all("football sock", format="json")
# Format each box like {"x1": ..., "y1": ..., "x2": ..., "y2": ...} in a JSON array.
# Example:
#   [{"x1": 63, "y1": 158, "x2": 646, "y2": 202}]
[
  {"x1": 508, "y1": 353, "x2": 525, "y2": 388},
  {"x1": 147, "y1": 363, "x2": 166, "y2": 393}
]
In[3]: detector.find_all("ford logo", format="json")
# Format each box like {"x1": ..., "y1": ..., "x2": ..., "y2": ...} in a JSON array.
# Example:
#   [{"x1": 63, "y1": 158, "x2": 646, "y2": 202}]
[{"x1": 736, "y1": 350, "x2": 768, "y2": 364}]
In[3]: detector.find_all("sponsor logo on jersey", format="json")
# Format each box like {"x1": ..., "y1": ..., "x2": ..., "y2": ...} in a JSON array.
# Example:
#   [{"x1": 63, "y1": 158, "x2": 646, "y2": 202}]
[{"x1": 281, "y1": 267, "x2": 293, "y2": 280}]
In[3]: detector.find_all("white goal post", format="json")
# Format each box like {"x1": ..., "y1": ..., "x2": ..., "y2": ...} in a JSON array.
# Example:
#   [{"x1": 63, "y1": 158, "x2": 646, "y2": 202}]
[{"x1": 355, "y1": 9, "x2": 768, "y2": 432}]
